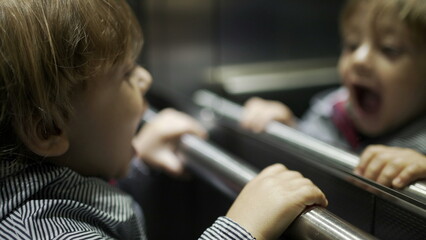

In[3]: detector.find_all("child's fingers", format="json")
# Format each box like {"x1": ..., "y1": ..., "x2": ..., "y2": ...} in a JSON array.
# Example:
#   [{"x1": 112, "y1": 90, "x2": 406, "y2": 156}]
[
  {"x1": 250, "y1": 111, "x2": 280, "y2": 133},
  {"x1": 362, "y1": 154, "x2": 387, "y2": 181},
  {"x1": 157, "y1": 108, "x2": 207, "y2": 139},
  {"x1": 263, "y1": 106, "x2": 294, "y2": 127},
  {"x1": 357, "y1": 147, "x2": 375, "y2": 175},
  {"x1": 133, "y1": 109, "x2": 207, "y2": 171},
  {"x1": 248, "y1": 114, "x2": 268, "y2": 133},
  {"x1": 376, "y1": 161, "x2": 404, "y2": 187},
  {"x1": 257, "y1": 163, "x2": 288, "y2": 178},
  {"x1": 148, "y1": 149, "x2": 184, "y2": 176},
  {"x1": 393, "y1": 164, "x2": 426, "y2": 188},
  {"x1": 255, "y1": 112, "x2": 274, "y2": 132},
  {"x1": 179, "y1": 118, "x2": 208, "y2": 139},
  {"x1": 241, "y1": 98, "x2": 269, "y2": 132},
  {"x1": 259, "y1": 168, "x2": 328, "y2": 207},
  {"x1": 273, "y1": 104, "x2": 295, "y2": 127},
  {"x1": 357, "y1": 145, "x2": 384, "y2": 175},
  {"x1": 290, "y1": 178, "x2": 328, "y2": 207},
  {"x1": 227, "y1": 164, "x2": 327, "y2": 240},
  {"x1": 357, "y1": 146, "x2": 426, "y2": 189},
  {"x1": 241, "y1": 98, "x2": 294, "y2": 132},
  {"x1": 297, "y1": 184, "x2": 328, "y2": 207}
]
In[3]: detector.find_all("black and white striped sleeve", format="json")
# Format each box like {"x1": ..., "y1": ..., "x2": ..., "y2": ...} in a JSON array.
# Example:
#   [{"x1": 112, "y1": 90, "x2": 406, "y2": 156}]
[{"x1": 199, "y1": 216, "x2": 255, "y2": 240}]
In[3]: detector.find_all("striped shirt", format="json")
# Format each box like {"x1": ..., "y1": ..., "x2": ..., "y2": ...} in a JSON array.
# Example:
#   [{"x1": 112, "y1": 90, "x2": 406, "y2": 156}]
[
  {"x1": 199, "y1": 217, "x2": 255, "y2": 240},
  {"x1": 0, "y1": 159, "x2": 254, "y2": 239}
]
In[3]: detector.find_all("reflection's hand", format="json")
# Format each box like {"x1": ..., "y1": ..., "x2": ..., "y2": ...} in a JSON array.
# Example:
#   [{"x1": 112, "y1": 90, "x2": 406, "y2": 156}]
[
  {"x1": 226, "y1": 164, "x2": 327, "y2": 240},
  {"x1": 241, "y1": 97, "x2": 296, "y2": 133},
  {"x1": 132, "y1": 108, "x2": 207, "y2": 176},
  {"x1": 356, "y1": 145, "x2": 426, "y2": 188}
]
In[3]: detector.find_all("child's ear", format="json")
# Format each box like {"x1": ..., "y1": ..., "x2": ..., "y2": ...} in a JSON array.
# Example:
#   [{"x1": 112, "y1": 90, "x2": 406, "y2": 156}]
[{"x1": 16, "y1": 120, "x2": 70, "y2": 157}]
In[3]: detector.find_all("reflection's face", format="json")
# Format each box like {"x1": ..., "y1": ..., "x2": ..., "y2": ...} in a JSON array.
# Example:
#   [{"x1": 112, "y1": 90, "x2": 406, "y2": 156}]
[
  {"x1": 59, "y1": 63, "x2": 152, "y2": 179},
  {"x1": 338, "y1": 3, "x2": 426, "y2": 136}
]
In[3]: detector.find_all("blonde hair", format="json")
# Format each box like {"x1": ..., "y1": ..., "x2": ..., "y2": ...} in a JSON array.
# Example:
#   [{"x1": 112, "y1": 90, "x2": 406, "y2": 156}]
[
  {"x1": 340, "y1": 0, "x2": 426, "y2": 46},
  {"x1": 0, "y1": 0, "x2": 142, "y2": 160}
]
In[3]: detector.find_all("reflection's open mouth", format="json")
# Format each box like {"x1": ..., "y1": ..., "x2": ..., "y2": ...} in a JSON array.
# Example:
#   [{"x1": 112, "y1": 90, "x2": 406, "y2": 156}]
[{"x1": 353, "y1": 84, "x2": 381, "y2": 114}]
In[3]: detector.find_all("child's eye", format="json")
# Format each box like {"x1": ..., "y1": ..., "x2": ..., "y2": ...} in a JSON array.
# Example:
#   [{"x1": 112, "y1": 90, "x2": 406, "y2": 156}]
[
  {"x1": 124, "y1": 71, "x2": 132, "y2": 81},
  {"x1": 123, "y1": 66, "x2": 136, "y2": 82},
  {"x1": 381, "y1": 45, "x2": 403, "y2": 59},
  {"x1": 342, "y1": 41, "x2": 359, "y2": 52}
]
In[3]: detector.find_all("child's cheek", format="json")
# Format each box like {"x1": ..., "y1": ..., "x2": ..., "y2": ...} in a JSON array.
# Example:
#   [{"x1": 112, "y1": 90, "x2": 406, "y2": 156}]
[{"x1": 337, "y1": 57, "x2": 351, "y2": 85}]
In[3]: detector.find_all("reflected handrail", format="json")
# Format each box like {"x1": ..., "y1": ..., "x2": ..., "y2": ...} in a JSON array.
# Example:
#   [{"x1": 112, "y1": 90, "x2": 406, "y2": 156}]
[{"x1": 193, "y1": 90, "x2": 426, "y2": 210}]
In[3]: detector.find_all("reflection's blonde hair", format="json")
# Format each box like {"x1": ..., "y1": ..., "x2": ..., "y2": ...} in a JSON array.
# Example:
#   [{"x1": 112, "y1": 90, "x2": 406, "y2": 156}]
[
  {"x1": 340, "y1": 0, "x2": 426, "y2": 46},
  {"x1": 0, "y1": 0, "x2": 142, "y2": 159}
]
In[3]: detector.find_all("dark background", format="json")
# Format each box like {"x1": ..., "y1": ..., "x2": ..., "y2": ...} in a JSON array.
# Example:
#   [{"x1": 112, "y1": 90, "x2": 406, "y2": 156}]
[{"x1": 127, "y1": 0, "x2": 343, "y2": 115}]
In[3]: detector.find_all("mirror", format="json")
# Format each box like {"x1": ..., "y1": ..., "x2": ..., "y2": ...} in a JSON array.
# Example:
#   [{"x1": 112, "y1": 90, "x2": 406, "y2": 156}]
[
  {"x1": 129, "y1": 0, "x2": 426, "y2": 238},
  {"x1": 135, "y1": 0, "x2": 425, "y2": 196}
]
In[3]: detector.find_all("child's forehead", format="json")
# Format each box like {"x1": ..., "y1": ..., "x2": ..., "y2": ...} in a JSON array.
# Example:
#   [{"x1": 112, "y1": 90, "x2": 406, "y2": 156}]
[{"x1": 342, "y1": 3, "x2": 408, "y2": 38}]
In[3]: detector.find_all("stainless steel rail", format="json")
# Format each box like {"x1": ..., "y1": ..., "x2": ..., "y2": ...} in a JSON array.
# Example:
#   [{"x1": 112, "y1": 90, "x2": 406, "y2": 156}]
[
  {"x1": 193, "y1": 90, "x2": 426, "y2": 211},
  {"x1": 144, "y1": 108, "x2": 378, "y2": 240},
  {"x1": 179, "y1": 134, "x2": 378, "y2": 240}
]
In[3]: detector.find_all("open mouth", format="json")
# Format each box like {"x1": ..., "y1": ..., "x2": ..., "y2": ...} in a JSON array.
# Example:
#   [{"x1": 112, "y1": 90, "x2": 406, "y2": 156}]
[{"x1": 353, "y1": 84, "x2": 381, "y2": 115}]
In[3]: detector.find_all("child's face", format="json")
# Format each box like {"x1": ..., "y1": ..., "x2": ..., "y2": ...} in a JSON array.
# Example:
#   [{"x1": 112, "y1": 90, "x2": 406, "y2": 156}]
[
  {"x1": 56, "y1": 62, "x2": 152, "y2": 179},
  {"x1": 338, "y1": 3, "x2": 426, "y2": 137}
]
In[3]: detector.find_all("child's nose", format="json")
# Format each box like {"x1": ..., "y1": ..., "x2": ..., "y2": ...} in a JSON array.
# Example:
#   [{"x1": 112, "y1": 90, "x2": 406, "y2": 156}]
[
  {"x1": 354, "y1": 44, "x2": 372, "y2": 63},
  {"x1": 352, "y1": 44, "x2": 373, "y2": 76}
]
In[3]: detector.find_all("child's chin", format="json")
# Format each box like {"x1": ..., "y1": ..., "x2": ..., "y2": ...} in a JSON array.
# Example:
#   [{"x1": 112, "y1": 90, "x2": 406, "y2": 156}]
[
  {"x1": 356, "y1": 121, "x2": 386, "y2": 137},
  {"x1": 351, "y1": 113, "x2": 385, "y2": 137}
]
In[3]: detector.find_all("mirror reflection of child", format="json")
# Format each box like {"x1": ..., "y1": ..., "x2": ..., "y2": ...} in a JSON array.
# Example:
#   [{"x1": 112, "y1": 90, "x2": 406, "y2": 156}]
[
  {"x1": 0, "y1": 1, "x2": 327, "y2": 239},
  {"x1": 241, "y1": 0, "x2": 426, "y2": 189}
]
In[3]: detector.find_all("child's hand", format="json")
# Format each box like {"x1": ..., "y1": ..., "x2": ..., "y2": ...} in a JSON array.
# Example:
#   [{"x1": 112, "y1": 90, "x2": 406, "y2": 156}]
[
  {"x1": 356, "y1": 145, "x2": 426, "y2": 188},
  {"x1": 226, "y1": 164, "x2": 327, "y2": 240},
  {"x1": 132, "y1": 108, "x2": 207, "y2": 176},
  {"x1": 241, "y1": 97, "x2": 295, "y2": 133}
]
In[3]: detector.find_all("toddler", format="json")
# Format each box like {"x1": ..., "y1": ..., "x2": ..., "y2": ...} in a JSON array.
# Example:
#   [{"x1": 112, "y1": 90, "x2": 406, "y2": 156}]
[
  {"x1": 241, "y1": 0, "x2": 426, "y2": 189},
  {"x1": 0, "y1": 1, "x2": 327, "y2": 239}
]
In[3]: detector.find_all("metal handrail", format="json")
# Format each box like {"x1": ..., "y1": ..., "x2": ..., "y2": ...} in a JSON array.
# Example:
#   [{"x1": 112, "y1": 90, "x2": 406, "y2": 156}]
[
  {"x1": 144, "y1": 108, "x2": 378, "y2": 240},
  {"x1": 192, "y1": 90, "x2": 426, "y2": 211},
  {"x1": 180, "y1": 134, "x2": 378, "y2": 240}
]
